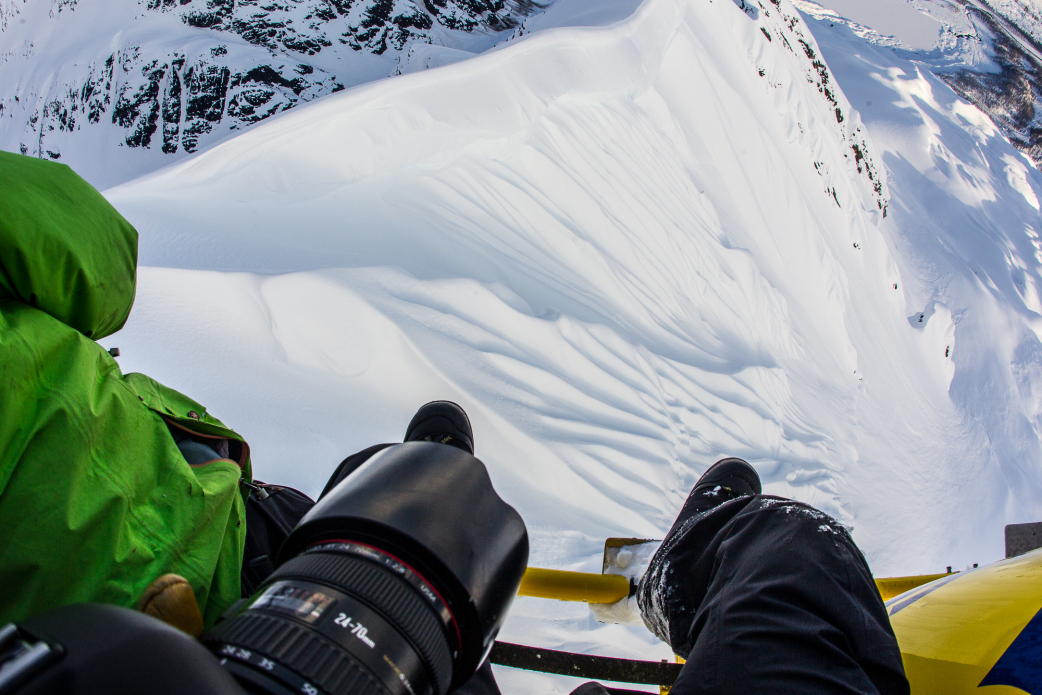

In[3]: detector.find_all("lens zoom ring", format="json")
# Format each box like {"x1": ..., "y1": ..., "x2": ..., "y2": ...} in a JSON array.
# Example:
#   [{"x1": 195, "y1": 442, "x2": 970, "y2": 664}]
[
  {"x1": 207, "y1": 612, "x2": 387, "y2": 695},
  {"x1": 270, "y1": 552, "x2": 452, "y2": 693}
]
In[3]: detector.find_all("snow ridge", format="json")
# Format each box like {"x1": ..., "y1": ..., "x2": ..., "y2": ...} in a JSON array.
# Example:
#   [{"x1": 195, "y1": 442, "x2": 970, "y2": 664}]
[{"x1": 750, "y1": 0, "x2": 888, "y2": 213}]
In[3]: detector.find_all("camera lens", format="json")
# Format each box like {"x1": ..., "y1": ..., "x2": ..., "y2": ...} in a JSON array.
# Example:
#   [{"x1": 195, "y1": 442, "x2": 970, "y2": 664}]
[
  {"x1": 205, "y1": 542, "x2": 453, "y2": 695},
  {"x1": 204, "y1": 442, "x2": 528, "y2": 695}
]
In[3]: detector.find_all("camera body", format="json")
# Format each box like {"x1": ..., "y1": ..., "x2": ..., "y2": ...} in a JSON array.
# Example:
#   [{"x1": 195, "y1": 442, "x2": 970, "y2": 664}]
[{"x1": 2, "y1": 443, "x2": 529, "y2": 695}]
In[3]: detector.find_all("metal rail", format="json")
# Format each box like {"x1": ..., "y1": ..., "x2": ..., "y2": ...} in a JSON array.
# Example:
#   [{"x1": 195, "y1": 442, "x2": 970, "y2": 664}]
[{"x1": 518, "y1": 566, "x2": 951, "y2": 604}]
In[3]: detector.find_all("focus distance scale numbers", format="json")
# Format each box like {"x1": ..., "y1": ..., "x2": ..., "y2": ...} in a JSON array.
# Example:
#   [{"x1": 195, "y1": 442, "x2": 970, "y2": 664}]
[
  {"x1": 245, "y1": 580, "x2": 431, "y2": 695},
  {"x1": 217, "y1": 644, "x2": 325, "y2": 695}
]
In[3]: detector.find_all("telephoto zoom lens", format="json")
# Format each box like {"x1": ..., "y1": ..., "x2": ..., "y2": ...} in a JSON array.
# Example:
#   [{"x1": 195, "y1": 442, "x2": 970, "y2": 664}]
[
  {"x1": 203, "y1": 442, "x2": 529, "y2": 695},
  {"x1": 206, "y1": 542, "x2": 453, "y2": 695}
]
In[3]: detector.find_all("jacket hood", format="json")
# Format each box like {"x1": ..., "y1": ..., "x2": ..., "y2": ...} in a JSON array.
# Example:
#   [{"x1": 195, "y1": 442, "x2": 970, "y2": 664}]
[{"x1": 0, "y1": 151, "x2": 138, "y2": 339}]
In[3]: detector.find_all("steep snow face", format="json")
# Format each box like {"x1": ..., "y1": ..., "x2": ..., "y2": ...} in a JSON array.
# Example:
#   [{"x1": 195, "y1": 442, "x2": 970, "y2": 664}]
[
  {"x1": 103, "y1": 0, "x2": 1042, "y2": 567},
  {"x1": 0, "y1": 0, "x2": 543, "y2": 188},
  {"x1": 88, "y1": 0, "x2": 1042, "y2": 687},
  {"x1": 803, "y1": 5, "x2": 1042, "y2": 558}
]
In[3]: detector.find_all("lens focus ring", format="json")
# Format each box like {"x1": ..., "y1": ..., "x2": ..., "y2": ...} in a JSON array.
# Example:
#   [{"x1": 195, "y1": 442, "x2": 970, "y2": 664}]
[
  {"x1": 269, "y1": 551, "x2": 453, "y2": 694},
  {"x1": 210, "y1": 611, "x2": 387, "y2": 695}
]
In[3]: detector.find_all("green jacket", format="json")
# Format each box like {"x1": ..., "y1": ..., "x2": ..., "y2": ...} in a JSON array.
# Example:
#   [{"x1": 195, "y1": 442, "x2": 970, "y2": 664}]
[{"x1": 0, "y1": 151, "x2": 251, "y2": 628}]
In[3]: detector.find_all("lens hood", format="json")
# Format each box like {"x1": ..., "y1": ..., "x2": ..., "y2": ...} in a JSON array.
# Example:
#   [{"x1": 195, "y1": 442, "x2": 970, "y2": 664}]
[{"x1": 276, "y1": 442, "x2": 529, "y2": 690}]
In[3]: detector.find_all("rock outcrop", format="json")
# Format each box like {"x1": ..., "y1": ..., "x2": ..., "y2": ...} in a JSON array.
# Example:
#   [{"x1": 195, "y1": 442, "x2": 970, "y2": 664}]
[{"x1": 0, "y1": 0, "x2": 543, "y2": 184}]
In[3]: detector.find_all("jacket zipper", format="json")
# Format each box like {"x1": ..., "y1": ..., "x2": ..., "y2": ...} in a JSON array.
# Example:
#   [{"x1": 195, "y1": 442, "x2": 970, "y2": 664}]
[{"x1": 239, "y1": 478, "x2": 270, "y2": 500}]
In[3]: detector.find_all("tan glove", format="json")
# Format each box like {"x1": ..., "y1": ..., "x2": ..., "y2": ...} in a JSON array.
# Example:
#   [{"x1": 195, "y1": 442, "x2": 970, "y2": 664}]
[{"x1": 136, "y1": 573, "x2": 205, "y2": 637}]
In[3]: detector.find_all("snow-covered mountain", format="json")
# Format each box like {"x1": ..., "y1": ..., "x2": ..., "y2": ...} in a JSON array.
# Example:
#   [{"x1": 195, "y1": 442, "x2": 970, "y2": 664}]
[
  {"x1": 0, "y1": 0, "x2": 544, "y2": 187},
  {"x1": 7, "y1": 0, "x2": 1042, "y2": 690},
  {"x1": 11, "y1": 0, "x2": 1042, "y2": 185},
  {"x1": 66, "y1": 0, "x2": 1042, "y2": 689}
]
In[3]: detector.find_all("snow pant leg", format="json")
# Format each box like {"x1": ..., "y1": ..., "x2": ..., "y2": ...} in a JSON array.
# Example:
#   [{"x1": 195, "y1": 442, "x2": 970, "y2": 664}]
[
  {"x1": 449, "y1": 659, "x2": 502, "y2": 695},
  {"x1": 318, "y1": 442, "x2": 395, "y2": 499},
  {"x1": 658, "y1": 498, "x2": 908, "y2": 695},
  {"x1": 241, "y1": 445, "x2": 392, "y2": 595}
]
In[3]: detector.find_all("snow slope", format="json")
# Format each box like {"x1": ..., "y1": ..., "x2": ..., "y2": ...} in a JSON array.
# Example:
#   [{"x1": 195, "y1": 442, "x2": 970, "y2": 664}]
[{"x1": 89, "y1": 0, "x2": 1042, "y2": 690}]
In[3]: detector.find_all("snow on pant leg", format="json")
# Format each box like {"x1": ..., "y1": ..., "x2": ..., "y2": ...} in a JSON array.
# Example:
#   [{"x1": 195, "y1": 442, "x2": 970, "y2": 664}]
[{"x1": 644, "y1": 496, "x2": 908, "y2": 695}]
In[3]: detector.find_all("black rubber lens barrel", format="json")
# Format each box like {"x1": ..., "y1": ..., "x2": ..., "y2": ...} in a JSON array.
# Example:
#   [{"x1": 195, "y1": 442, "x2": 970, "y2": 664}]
[
  {"x1": 204, "y1": 548, "x2": 452, "y2": 695},
  {"x1": 277, "y1": 442, "x2": 529, "y2": 691},
  {"x1": 271, "y1": 550, "x2": 453, "y2": 691}
]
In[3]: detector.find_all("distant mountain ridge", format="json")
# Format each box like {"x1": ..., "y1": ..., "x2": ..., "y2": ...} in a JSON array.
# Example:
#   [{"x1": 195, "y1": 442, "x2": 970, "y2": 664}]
[
  {"x1": 9, "y1": 0, "x2": 1042, "y2": 187},
  {"x1": 0, "y1": 0, "x2": 543, "y2": 186}
]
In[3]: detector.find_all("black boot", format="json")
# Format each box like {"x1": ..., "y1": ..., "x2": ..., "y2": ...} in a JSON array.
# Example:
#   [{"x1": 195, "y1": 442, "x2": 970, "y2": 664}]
[
  {"x1": 319, "y1": 401, "x2": 476, "y2": 500},
  {"x1": 674, "y1": 457, "x2": 761, "y2": 520},
  {"x1": 637, "y1": 457, "x2": 760, "y2": 651},
  {"x1": 403, "y1": 400, "x2": 474, "y2": 455}
]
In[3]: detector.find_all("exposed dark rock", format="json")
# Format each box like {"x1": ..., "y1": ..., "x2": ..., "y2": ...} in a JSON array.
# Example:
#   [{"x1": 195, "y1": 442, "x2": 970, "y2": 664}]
[
  {"x1": 798, "y1": 37, "x2": 841, "y2": 121},
  {"x1": 7, "y1": 0, "x2": 545, "y2": 167},
  {"x1": 162, "y1": 56, "x2": 184, "y2": 153},
  {"x1": 113, "y1": 58, "x2": 165, "y2": 148},
  {"x1": 182, "y1": 63, "x2": 230, "y2": 149},
  {"x1": 184, "y1": 0, "x2": 234, "y2": 29}
]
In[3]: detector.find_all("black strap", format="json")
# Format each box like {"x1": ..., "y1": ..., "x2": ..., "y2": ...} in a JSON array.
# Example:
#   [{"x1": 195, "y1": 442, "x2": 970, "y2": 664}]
[
  {"x1": 241, "y1": 483, "x2": 316, "y2": 597},
  {"x1": 489, "y1": 641, "x2": 682, "y2": 686}
]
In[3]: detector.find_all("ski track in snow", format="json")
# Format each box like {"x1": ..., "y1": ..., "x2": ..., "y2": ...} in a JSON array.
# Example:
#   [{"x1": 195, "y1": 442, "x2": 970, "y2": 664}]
[{"x1": 86, "y1": 0, "x2": 1042, "y2": 689}]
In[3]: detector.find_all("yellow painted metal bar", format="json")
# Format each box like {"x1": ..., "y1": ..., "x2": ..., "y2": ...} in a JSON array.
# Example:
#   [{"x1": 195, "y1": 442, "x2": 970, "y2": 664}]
[
  {"x1": 875, "y1": 573, "x2": 952, "y2": 601},
  {"x1": 518, "y1": 567, "x2": 630, "y2": 603},
  {"x1": 519, "y1": 567, "x2": 952, "y2": 604}
]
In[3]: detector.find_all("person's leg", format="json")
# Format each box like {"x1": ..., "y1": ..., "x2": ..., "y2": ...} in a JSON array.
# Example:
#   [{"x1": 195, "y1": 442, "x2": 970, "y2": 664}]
[
  {"x1": 449, "y1": 659, "x2": 502, "y2": 695},
  {"x1": 671, "y1": 500, "x2": 906, "y2": 694},
  {"x1": 319, "y1": 443, "x2": 396, "y2": 499},
  {"x1": 639, "y1": 462, "x2": 908, "y2": 695},
  {"x1": 319, "y1": 400, "x2": 475, "y2": 500},
  {"x1": 242, "y1": 402, "x2": 503, "y2": 694}
]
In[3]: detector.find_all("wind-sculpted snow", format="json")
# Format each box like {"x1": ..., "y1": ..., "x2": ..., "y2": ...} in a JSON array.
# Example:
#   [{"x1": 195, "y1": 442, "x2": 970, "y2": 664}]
[
  {"x1": 0, "y1": 0, "x2": 543, "y2": 187},
  {"x1": 91, "y1": 0, "x2": 1042, "y2": 689}
]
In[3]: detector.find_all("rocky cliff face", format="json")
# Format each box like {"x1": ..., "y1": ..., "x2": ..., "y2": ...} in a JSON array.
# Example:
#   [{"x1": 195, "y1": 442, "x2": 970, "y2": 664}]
[{"x1": 0, "y1": 0, "x2": 543, "y2": 186}]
